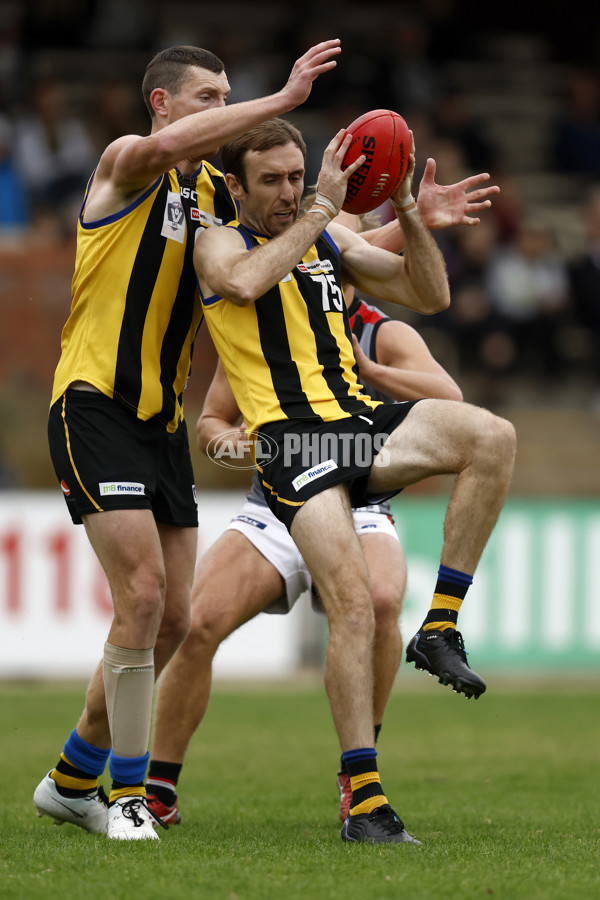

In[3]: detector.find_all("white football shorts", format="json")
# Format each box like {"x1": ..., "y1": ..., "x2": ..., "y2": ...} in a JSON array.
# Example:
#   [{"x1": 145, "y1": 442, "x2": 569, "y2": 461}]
[{"x1": 225, "y1": 499, "x2": 399, "y2": 614}]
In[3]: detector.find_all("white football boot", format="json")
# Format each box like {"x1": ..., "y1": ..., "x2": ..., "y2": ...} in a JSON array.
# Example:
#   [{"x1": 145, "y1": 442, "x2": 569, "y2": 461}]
[
  {"x1": 33, "y1": 771, "x2": 108, "y2": 834},
  {"x1": 107, "y1": 796, "x2": 163, "y2": 840}
]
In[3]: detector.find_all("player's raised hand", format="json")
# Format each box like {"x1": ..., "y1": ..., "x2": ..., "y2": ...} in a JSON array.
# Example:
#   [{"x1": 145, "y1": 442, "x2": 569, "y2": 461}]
[
  {"x1": 280, "y1": 39, "x2": 341, "y2": 109},
  {"x1": 314, "y1": 130, "x2": 365, "y2": 217},
  {"x1": 390, "y1": 132, "x2": 416, "y2": 208},
  {"x1": 417, "y1": 158, "x2": 501, "y2": 229}
]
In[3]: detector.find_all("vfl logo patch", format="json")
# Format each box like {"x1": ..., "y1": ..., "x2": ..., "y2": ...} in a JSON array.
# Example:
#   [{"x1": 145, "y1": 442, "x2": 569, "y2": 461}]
[
  {"x1": 99, "y1": 481, "x2": 145, "y2": 496},
  {"x1": 292, "y1": 459, "x2": 338, "y2": 492},
  {"x1": 161, "y1": 191, "x2": 186, "y2": 243}
]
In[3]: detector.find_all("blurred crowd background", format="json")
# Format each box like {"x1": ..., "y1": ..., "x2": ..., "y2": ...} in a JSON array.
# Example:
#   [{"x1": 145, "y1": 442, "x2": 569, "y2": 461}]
[{"x1": 1, "y1": 0, "x2": 600, "y2": 495}]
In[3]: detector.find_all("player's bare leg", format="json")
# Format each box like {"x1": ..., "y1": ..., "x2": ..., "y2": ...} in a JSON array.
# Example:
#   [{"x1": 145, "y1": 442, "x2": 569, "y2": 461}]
[
  {"x1": 291, "y1": 485, "x2": 375, "y2": 752},
  {"x1": 146, "y1": 530, "x2": 285, "y2": 822},
  {"x1": 152, "y1": 531, "x2": 285, "y2": 763},
  {"x1": 361, "y1": 534, "x2": 407, "y2": 725},
  {"x1": 334, "y1": 532, "x2": 406, "y2": 822},
  {"x1": 370, "y1": 399, "x2": 516, "y2": 697},
  {"x1": 293, "y1": 485, "x2": 421, "y2": 844},
  {"x1": 369, "y1": 400, "x2": 516, "y2": 571},
  {"x1": 35, "y1": 508, "x2": 190, "y2": 837},
  {"x1": 73, "y1": 517, "x2": 196, "y2": 748}
]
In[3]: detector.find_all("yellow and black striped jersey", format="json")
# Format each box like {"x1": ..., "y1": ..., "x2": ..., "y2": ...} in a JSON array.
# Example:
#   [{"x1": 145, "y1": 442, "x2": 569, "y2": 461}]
[
  {"x1": 51, "y1": 161, "x2": 236, "y2": 432},
  {"x1": 201, "y1": 224, "x2": 381, "y2": 436}
]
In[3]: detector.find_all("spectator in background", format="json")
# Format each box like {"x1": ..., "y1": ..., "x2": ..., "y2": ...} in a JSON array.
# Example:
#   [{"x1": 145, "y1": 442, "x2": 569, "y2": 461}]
[
  {"x1": 568, "y1": 184, "x2": 600, "y2": 400},
  {"x1": 484, "y1": 169, "x2": 524, "y2": 245},
  {"x1": 442, "y1": 217, "x2": 500, "y2": 373},
  {"x1": 0, "y1": 445, "x2": 21, "y2": 488},
  {"x1": 431, "y1": 87, "x2": 497, "y2": 173},
  {"x1": 485, "y1": 220, "x2": 570, "y2": 379},
  {"x1": 0, "y1": 113, "x2": 29, "y2": 234},
  {"x1": 553, "y1": 67, "x2": 600, "y2": 177},
  {"x1": 13, "y1": 76, "x2": 96, "y2": 235},
  {"x1": 384, "y1": 13, "x2": 441, "y2": 115},
  {"x1": 87, "y1": 78, "x2": 147, "y2": 154},
  {"x1": 214, "y1": 33, "x2": 273, "y2": 102}
]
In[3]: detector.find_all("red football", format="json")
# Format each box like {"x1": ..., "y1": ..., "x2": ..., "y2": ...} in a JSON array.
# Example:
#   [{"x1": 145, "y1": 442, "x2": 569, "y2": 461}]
[{"x1": 341, "y1": 109, "x2": 411, "y2": 215}]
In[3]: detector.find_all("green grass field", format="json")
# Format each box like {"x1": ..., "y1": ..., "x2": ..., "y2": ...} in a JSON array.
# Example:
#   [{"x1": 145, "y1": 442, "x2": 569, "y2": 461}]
[{"x1": 1, "y1": 678, "x2": 598, "y2": 900}]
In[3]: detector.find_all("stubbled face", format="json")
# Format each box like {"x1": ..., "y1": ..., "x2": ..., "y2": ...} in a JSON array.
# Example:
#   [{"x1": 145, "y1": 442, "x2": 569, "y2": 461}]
[
  {"x1": 232, "y1": 142, "x2": 305, "y2": 238},
  {"x1": 162, "y1": 66, "x2": 230, "y2": 156},
  {"x1": 169, "y1": 66, "x2": 231, "y2": 117}
]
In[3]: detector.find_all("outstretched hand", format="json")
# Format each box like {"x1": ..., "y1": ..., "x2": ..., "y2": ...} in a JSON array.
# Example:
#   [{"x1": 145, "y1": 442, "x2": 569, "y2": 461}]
[
  {"x1": 280, "y1": 39, "x2": 342, "y2": 109},
  {"x1": 417, "y1": 158, "x2": 500, "y2": 229}
]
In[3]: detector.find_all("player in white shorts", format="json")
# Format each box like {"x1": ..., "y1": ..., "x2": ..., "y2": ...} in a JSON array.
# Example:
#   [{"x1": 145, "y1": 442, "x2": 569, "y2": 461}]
[{"x1": 228, "y1": 494, "x2": 399, "y2": 615}]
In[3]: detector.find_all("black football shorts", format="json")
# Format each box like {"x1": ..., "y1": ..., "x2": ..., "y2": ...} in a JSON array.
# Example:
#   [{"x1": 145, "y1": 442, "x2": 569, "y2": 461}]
[
  {"x1": 254, "y1": 400, "x2": 420, "y2": 531},
  {"x1": 48, "y1": 389, "x2": 198, "y2": 526}
]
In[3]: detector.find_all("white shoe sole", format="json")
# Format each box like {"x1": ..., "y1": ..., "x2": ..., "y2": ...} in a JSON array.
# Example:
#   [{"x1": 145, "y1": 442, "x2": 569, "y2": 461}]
[{"x1": 107, "y1": 827, "x2": 160, "y2": 841}]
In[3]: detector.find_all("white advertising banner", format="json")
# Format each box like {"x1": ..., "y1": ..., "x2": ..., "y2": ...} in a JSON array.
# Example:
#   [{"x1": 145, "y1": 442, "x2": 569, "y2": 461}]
[
  {"x1": 2, "y1": 492, "x2": 599, "y2": 679},
  {"x1": 0, "y1": 491, "x2": 302, "y2": 679}
]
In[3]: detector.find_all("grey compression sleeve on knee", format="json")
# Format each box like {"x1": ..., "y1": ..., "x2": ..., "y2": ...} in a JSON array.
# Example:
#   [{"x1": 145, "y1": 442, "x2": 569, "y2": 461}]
[{"x1": 103, "y1": 642, "x2": 155, "y2": 759}]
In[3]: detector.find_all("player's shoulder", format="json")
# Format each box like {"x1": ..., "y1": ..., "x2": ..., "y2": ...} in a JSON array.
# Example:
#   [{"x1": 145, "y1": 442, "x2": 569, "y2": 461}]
[
  {"x1": 377, "y1": 318, "x2": 421, "y2": 342},
  {"x1": 375, "y1": 317, "x2": 427, "y2": 358},
  {"x1": 194, "y1": 221, "x2": 246, "y2": 254},
  {"x1": 96, "y1": 133, "x2": 143, "y2": 170}
]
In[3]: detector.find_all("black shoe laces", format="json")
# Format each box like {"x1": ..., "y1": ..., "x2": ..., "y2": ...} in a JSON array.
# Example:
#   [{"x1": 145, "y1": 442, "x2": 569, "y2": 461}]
[
  {"x1": 445, "y1": 629, "x2": 468, "y2": 661},
  {"x1": 119, "y1": 797, "x2": 168, "y2": 830},
  {"x1": 369, "y1": 804, "x2": 406, "y2": 835}
]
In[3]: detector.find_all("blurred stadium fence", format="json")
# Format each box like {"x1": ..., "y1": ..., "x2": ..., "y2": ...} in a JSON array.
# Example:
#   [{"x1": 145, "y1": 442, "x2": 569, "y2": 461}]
[{"x1": 0, "y1": 492, "x2": 599, "y2": 679}]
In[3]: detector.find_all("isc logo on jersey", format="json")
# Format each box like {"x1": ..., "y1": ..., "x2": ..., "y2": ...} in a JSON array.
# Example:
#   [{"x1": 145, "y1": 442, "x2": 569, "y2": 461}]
[{"x1": 99, "y1": 481, "x2": 146, "y2": 496}]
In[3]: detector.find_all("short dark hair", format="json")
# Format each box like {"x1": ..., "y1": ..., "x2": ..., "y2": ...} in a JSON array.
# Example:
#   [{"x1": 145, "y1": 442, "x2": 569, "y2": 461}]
[
  {"x1": 220, "y1": 118, "x2": 307, "y2": 191},
  {"x1": 142, "y1": 46, "x2": 224, "y2": 117}
]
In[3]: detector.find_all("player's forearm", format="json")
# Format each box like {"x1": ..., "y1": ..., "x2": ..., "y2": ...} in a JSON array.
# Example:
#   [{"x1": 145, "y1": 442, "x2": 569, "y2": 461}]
[
  {"x1": 197, "y1": 413, "x2": 240, "y2": 454},
  {"x1": 360, "y1": 219, "x2": 404, "y2": 253},
  {"x1": 390, "y1": 208, "x2": 450, "y2": 313},
  {"x1": 156, "y1": 96, "x2": 298, "y2": 167},
  {"x1": 220, "y1": 212, "x2": 329, "y2": 306},
  {"x1": 361, "y1": 361, "x2": 463, "y2": 402}
]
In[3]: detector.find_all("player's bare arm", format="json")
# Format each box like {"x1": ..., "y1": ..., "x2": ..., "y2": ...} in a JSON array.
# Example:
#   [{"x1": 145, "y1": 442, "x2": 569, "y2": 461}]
[
  {"x1": 330, "y1": 213, "x2": 450, "y2": 314},
  {"x1": 196, "y1": 360, "x2": 244, "y2": 454},
  {"x1": 352, "y1": 321, "x2": 463, "y2": 402},
  {"x1": 195, "y1": 131, "x2": 364, "y2": 305},
  {"x1": 85, "y1": 39, "x2": 342, "y2": 219}
]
